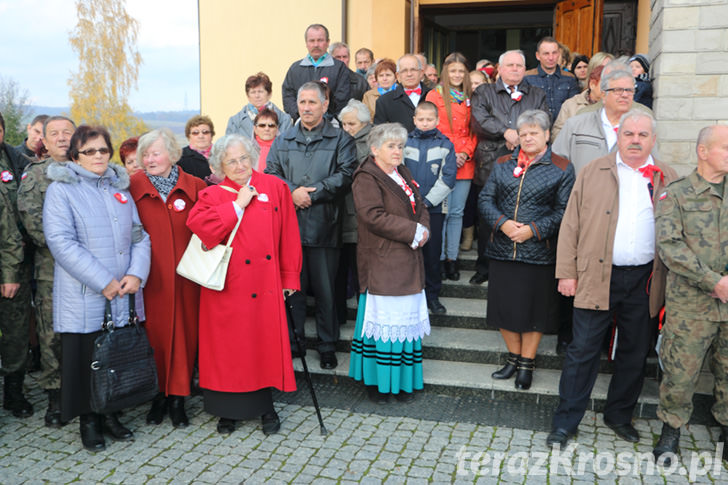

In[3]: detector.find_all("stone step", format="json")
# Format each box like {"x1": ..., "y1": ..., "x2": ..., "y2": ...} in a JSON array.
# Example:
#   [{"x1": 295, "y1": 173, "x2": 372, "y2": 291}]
[
  {"x1": 304, "y1": 318, "x2": 661, "y2": 376},
  {"x1": 440, "y1": 270, "x2": 489, "y2": 299},
  {"x1": 291, "y1": 351, "x2": 715, "y2": 421},
  {"x1": 456, "y1": 248, "x2": 478, "y2": 271}
]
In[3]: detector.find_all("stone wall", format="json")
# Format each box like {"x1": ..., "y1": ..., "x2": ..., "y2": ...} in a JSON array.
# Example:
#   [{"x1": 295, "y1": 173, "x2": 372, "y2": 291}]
[{"x1": 650, "y1": 0, "x2": 728, "y2": 175}]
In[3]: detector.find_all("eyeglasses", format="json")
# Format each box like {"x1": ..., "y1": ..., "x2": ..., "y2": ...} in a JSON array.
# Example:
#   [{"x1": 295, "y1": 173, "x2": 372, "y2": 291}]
[
  {"x1": 605, "y1": 87, "x2": 635, "y2": 95},
  {"x1": 78, "y1": 148, "x2": 110, "y2": 156},
  {"x1": 190, "y1": 130, "x2": 211, "y2": 136},
  {"x1": 223, "y1": 155, "x2": 251, "y2": 167},
  {"x1": 256, "y1": 123, "x2": 277, "y2": 128}
]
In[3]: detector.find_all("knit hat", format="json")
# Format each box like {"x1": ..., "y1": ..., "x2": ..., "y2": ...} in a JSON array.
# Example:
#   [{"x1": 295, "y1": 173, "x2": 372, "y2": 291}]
[{"x1": 628, "y1": 54, "x2": 650, "y2": 74}]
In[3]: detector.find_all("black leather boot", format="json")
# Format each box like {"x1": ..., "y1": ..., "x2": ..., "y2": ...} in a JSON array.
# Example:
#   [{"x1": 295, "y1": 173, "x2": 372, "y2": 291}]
[
  {"x1": 3, "y1": 370, "x2": 33, "y2": 418},
  {"x1": 45, "y1": 389, "x2": 63, "y2": 427},
  {"x1": 103, "y1": 412, "x2": 134, "y2": 441},
  {"x1": 444, "y1": 260, "x2": 460, "y2": 281},
  {"x1": 653, "y1": 422, "x2": 680, "y2": 466},
  {"x1": 168, "y1": 395, "x2": 189, "y2": 428},
  {"x1": 146, "y1": 393, "x2": 167, "y2": 425},
  {"x1": 80, "y1": 413, "x2": 106, "y2": 451},
  {"x1": 720, "y1": 425, "x2": 728, "y2": 462},
  {"x1": 491, "y1": 352, "x2": 519, "y2": 379},
  {"x1": 514, "y1": 356, "x2": 535, "y2": 390}
]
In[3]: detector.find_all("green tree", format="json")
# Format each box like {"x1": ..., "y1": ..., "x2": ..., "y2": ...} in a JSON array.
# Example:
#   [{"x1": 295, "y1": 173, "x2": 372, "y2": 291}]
[
  {"x1": 68, "y1": 0, "x2": 147, "y2": 155},
  {"x1": 0, "y1": 77, "x2": 33, "y2": 146}
]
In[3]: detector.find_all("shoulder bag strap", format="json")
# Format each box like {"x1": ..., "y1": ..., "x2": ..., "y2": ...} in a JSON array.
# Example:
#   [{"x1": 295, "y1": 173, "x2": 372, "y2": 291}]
[
  {"x1": 128, "y1": 295, "x2": 139, "y2": 326},
  {"x1": 216, "y1": 184, "x2": 245, "y2": 248},
  {"x1": 102, "y1": 299, "x2": 114, "y2": 331}
]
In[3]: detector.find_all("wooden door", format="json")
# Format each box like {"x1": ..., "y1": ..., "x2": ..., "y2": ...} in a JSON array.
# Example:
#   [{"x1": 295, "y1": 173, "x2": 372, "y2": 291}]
[
  {"x1": 602, "y1": 0, "x2": 636, "y2": 56},
  {"x1": 553, "y1": 0, "x2": 604, "y2": 57}
]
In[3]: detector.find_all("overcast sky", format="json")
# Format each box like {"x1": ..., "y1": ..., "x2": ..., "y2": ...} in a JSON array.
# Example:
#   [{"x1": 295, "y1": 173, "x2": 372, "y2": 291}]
[{"x1": 0, "y1": 0, "x2": 200, "y2": 112}]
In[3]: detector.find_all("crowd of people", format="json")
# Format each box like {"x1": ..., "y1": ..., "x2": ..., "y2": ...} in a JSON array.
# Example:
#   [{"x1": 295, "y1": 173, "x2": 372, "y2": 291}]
[{"x1": 0, "y1": 22, "x2": 726, "y2": 467}]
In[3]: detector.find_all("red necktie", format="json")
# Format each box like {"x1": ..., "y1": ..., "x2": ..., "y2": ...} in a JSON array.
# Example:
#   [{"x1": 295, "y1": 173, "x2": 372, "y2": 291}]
[{"x1": 405, "y1": 87, "x2": 422, "y2": 96}]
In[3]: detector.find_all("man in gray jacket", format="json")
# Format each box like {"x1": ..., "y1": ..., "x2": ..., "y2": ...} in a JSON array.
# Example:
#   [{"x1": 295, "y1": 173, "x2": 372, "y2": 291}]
[
  {"x1": 265, "y1": 82, "x2": 357, "y2": 370},
  {"x1": 281, "y1": 24, "x2": 351, "y2": 121}
]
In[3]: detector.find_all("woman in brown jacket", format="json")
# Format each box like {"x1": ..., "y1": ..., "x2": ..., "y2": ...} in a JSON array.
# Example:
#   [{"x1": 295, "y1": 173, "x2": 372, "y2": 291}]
[{"x1": 348, "y1": 123, "x2": 431, "y2": 404}]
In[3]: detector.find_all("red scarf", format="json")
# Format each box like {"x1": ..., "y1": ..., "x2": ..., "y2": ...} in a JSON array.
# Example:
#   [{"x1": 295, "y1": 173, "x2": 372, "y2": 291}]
[
  {"x1": 193, "y1": 145, "x2": 212, "y2": 160},
  {"x1": 513, "y1": 147, "x2": 546, "y2": 177},
  {"x1": 638, "y1": 164, "x2": 664, "y2": 184},
  {"x1": 255, "y1": 135, "x2": 274, "y2": 172}
]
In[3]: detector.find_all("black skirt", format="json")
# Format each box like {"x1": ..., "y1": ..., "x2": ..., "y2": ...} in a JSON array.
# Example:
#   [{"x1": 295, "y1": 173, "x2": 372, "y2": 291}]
[
  {"x1": 203, "y1": 388, "x2": 274, "y2": 420},
  {"x1": 60, "y1": 331, "x2": 103, "y2": 421},
  {"x1": 486, "y1": 259, "x2": 559, "y2": 334}
]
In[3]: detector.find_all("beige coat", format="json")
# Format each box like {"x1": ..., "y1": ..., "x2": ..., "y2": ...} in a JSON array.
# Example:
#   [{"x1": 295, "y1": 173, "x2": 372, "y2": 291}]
[
  {"x1": 555, "y1": 152, "x2": 678, "y2": 317},
  {"x1": 362, "y1": 89, "x2": 380, "y2": 121},
  {"x1": 551, "y1": 90, "x2": 592, "y2": 142}
]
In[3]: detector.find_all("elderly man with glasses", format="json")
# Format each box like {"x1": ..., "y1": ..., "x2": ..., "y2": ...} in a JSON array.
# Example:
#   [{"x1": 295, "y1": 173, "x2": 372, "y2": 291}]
[{"x1": 373, "y1": 54, "x2": 431, "y2": 132}]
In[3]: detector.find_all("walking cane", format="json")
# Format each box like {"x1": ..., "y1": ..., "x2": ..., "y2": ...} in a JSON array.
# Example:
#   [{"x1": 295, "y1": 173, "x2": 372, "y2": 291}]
[{"x1": 285, "y1": 294, "x2": 328, "y2": 435}]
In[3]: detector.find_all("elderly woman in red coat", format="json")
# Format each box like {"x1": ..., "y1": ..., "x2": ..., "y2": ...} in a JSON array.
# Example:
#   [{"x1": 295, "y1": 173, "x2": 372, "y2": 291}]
[
  {"x1": 186, "y1": 134, "x2": 301, "y2": 435},
  {"x1": 129, "y1": 128, "x2": 207, "y2": 428}
]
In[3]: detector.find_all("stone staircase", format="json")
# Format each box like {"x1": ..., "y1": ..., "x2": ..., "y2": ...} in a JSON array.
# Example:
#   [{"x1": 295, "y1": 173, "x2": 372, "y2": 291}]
[{"x1": 298, "y1": 250, "x2": 717, "y2": 424}]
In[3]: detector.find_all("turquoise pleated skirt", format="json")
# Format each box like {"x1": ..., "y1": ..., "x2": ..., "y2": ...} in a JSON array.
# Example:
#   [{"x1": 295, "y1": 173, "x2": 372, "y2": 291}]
[{"x1": 349, "y1": 293, "x2": 424, "y2": 394}]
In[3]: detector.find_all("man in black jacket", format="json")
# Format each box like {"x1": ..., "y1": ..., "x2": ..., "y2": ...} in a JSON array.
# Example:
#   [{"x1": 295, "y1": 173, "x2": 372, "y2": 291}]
[
  {"x1": 281, "y1": 24, "x2": 351, "y2": 121},
  {"x1": 373, "y1": 54, "x2": 431, "y2": 132},
  {"x1": 469, "y1": 49, "x2": 548, "y2": 285},
  {"x1": 265, "y1": 82, "x2": 357, "y2": 370},
  {"x1": 329, "y1": 42, "x2": 369, "y2": 102}
]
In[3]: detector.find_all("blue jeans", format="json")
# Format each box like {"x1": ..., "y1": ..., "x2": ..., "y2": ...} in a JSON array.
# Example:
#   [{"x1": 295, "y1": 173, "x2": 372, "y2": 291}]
[{"x1": 441, "y1": 179, "x2": 471, "y2": 260}]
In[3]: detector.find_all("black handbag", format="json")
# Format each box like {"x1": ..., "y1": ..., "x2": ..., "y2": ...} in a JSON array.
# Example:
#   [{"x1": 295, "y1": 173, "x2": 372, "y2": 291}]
[{"x1": 90, "y1": 297, "x2": 159, "y2": 414}]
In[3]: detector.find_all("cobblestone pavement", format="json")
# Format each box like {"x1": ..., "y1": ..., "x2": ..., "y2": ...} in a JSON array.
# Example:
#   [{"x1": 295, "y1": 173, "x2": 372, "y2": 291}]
[{"x1": 1, "y1": 373, "x2": 726, "y2": 484}]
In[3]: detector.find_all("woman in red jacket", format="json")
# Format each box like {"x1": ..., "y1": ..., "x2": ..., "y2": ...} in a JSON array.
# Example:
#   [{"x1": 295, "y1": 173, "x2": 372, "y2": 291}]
[
  {"x1": 425, "y1": 52, "x2": 477, "y2": 281},
  {"x1": 129, "y1": 128, "x2": 207, "y2": 428},
  {"x1": 186, "y1": 134, "x2": 301, "y2": 435}
]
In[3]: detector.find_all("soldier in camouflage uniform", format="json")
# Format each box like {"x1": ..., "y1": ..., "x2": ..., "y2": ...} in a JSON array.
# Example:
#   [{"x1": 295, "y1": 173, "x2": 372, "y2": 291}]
[
  {"x1": 0, "y1": 112, "x2": 34, "y2": 418},
  {"x1": 654, "y1": 124, "x2": 728, "y2": 465},
  {"x1": 17, "y1": 116, "x2": 75, "y2": 427}
]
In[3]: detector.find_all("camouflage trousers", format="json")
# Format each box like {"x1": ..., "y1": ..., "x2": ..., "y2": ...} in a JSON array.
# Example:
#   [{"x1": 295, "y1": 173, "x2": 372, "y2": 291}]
[
  {"x1": 0, "y1": 266, "x2": 31, "y2": 376},
  {"x1": 657, "y1": 314, "x2": 728, "y2": 428},
  {"x1": 35, "y1": 280, "x2": 61, "y2": 390}
]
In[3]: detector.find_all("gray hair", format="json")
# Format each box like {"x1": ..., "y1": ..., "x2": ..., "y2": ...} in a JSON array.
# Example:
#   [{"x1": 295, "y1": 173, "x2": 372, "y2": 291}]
[
  {"x1": 618, "y1": 109, "x2": 656, "y2": 135},
  {"x1": 498, "y1": 50, "x2": 526, "y2": 66},
  {"x1": 43, "y1": 116, "x2": 76, "y2": 137},
  {"x1": 297, "y1": 81, "x2": 327, "y2": 104},
  {"x1": 600, "y1": 63, "x2": 634, "y2": 91},
  {"x1": 397, "y1": 54, "x2": 422, "y2": 72},
  {"x1": 366, "y1": 65, "x2": 377, "y2": 78},
  {"x1": 209, "y1": 134, "x2": 260, "y2": 176},
  {"x1": 329, "y1": 42, "x2": 349, "y2": 55},
  {"x1": 304, "y1": 24, "x2": 329, "y2": 41},
  {"x1": 696, "y1": 125, "x2": 723, "y2": 153},
  {"x1": 368, "y1": 123, "x2": 407, "y2": 151},
  {"x1": 516, "y1": 110, "x2": 551, "y2": 133},
  {"x1": 138, "y1": 128, "x2": 182, "y2": 164},
  {"x1": 339, "y1": 99, "x2": 370, "y2": 124}
]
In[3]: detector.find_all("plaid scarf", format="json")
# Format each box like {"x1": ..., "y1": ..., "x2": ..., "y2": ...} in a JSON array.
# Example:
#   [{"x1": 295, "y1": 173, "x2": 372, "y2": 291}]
[{"x1": 147, "y1": 164, "x2": 179, "y2": 202}]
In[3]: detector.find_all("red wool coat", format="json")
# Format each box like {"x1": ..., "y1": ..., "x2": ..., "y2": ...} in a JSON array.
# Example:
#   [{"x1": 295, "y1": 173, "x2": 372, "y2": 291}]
[
  {"x1": 426, "y1": 88, "x2": 477, "y2": 180},
  {"x1": 186, "y1": 171, "x2": 301, "y2": 393},
  {"x1": 129, "y1": 169, "x2": 207, "y2": 396}
]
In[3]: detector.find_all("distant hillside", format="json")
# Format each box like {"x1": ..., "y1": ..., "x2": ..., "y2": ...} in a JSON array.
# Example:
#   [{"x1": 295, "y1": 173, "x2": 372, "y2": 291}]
[{"x1": 28, "y1": 106, "x2": 199, "y2": 136}]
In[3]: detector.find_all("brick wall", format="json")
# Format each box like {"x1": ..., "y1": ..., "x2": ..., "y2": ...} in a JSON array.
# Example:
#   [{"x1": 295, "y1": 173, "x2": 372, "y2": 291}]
[{"x1": 650, "y1": 0, "x2": 728, "y2": 175}]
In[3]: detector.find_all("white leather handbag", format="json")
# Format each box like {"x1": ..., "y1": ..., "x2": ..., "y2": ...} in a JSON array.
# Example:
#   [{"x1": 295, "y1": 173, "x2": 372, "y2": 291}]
[{"x1": 176, "y1": 186, "x2": 242, "y2": 291}]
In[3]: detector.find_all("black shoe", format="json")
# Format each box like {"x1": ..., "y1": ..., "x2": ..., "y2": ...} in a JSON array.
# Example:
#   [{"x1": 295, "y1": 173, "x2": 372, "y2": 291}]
[
  {"x1": 491, "y1": 352, "x2": 519, "y2": 380},
  {"x1": 146, "y1": 393, "x2": 167, "y2": 425},
  {"x1": 320, "y1": 351, "x2": 337, "y2": 369},
  {"x1": 3, "y1": 371, "x2": 33, "y2": 418},
  {"x1": 367, "y1": 386, "x2": 389, "y2": 404},
  {"x1": 546, "y1": 428, "x2": 573, "y2": 448},
  {"x1": 261, "y1": 412, "x2": 281, "y2": 435},
  {"x1": 45, "y1": 389, "x2": 63, "y2": 427},
  {"x1": 444, "y1": 260, "x2": 460, "y2": 281},
  {"x1": 80, "y1": 413, "x2": 106, "y2": 452},
  {"x1": 217, "y1": 418, "x2": 236, "y2": 435},
  {"x1": 514, "y1": 356, "x2": 535, "y2": 390},
  {"x1": 653, "y1": 422, "x2": 680, "y2": 466},
  {"x1": 168, "y1": 396, "x2": 189, "y2": 428},
  {"x1": 394, "y1": 391, "x2": 415, "y2": 403},
  {"x1": 604, "y1": 419, "x2": 639, "y2": 442},
  {"x1": 103, "y1": 413, "x2": 134, "y2": 441},
  {"x1": 556, "y1": 340, "x2": 569, "y2": 356},
  {"x1": 469, "y1": 272, "x2": 488, "y2": 285},
  {"x1": 427, "y1": 299, "x2": 447, "y2": 315},
  {"x1": 719, "y1": 426, "x2": 728, "y2": 462}
]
